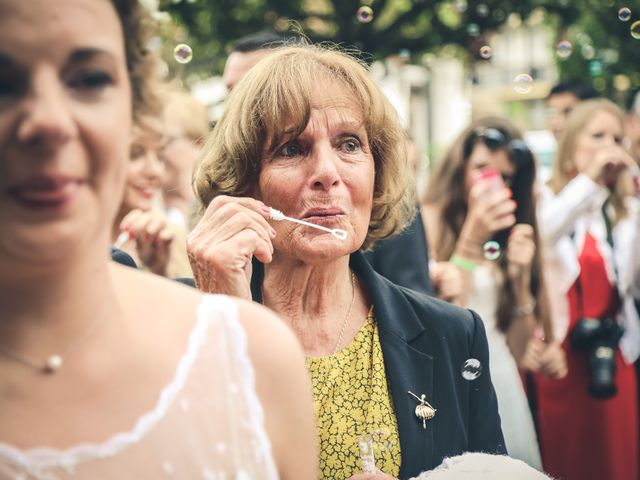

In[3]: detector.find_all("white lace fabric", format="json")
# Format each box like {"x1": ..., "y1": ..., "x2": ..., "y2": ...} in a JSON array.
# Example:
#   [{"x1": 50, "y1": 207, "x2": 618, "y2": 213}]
[{"x1": 0, "y1": 295, "x2": 278, "y2": 480}]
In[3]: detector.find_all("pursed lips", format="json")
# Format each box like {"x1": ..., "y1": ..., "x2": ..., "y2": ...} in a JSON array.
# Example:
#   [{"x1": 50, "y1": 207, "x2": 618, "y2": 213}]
[{"x1": 300, "y1": 207, "x2": 346, "y2": 223}]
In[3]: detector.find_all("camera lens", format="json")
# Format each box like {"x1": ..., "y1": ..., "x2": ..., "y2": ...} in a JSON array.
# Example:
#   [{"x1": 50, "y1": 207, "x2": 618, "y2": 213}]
[
  {"x1": 570, "y1": 318, "x2": 602, "y2": 350},
  {"x1": 589, "y1": 342, "x2": 617, "y2": 399}
]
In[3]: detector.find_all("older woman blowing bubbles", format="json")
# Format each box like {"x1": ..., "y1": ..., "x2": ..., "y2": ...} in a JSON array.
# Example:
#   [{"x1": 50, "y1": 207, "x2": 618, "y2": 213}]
[{"x1": 188, "y1": 45, "x2": 505, "y2": 479}]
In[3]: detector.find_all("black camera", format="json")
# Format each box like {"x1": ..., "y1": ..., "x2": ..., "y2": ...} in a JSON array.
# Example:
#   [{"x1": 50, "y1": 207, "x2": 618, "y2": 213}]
[{"x1": 570, "y1": 317, "x2": 624, "y2": 398}]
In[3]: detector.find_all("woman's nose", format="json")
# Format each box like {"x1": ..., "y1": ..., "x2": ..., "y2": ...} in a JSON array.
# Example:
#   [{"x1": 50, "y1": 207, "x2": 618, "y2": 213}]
[
  {"x1": 308, "y1": 144, "x2": 340, "y2": 190},
  {"x1": 16, "y1": 73, "x2": 75, "y2": 149},
  {"x1": 141, "y1": 151, "x2": 165, "y2": 180}
]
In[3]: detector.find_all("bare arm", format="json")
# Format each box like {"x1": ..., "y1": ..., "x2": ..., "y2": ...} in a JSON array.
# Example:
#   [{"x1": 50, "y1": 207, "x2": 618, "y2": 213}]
[{"x1": 237, "y1": 300, "x2": 318, "y2": 480}]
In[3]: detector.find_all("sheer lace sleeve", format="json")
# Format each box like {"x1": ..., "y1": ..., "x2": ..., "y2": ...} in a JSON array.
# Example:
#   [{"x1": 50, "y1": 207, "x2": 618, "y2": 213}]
[{"x1": 0, "y1": 294, "x2": 279, "y2": 480}]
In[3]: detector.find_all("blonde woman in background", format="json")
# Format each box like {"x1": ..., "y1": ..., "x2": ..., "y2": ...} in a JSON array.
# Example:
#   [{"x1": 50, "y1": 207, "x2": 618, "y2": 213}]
[
  {"x1": 160, "y1": 89, "x2": 210, "y2": 230},
  {"x1": 534, "y1": 98, "x2": 640, "y2": 480}
]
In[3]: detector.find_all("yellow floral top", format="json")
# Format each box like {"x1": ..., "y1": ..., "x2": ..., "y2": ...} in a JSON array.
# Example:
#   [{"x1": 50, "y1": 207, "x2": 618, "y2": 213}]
[{"x1": 306, "y1": 309, "x2": 401, "y2": 479}]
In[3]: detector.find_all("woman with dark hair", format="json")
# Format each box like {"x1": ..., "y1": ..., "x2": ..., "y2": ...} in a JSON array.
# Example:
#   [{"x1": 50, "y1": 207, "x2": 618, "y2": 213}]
[
  {"x1": 0, "y1": 1, "x2": 316, "y2": 478},
  {"x1": 421, "y1": 117, "x2": 563, "y2": 469}
]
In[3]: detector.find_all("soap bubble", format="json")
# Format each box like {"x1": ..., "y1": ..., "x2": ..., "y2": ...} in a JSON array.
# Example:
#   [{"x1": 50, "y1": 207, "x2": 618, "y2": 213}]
[
  {"x1": 581, "y1": 44, "x2": 595, "y2": 59},
  {"x1": 631, "y1": 21, "x2": 640, "y2": 39},
  {"x1": 618, "y1": 7, "x2": 632, "y2": 22},
  {"x1": 479, "y1": 45, "x2": 492, "y2": 59},
  {"x1": 476, "y1": 4, "x2": 489, "y2": 17},
  {"x1": 513, "y1": 73, "x2": 533, "y2": 94},
  {"x1": 462, "y1": 358, "x2": 482, "y2": 381},
  {"x1": 483, "y1": 240, "x2": 502, "y2": 260},
  {"x1": 455, "y1": 0, "x2": 468, "y2": 13},
  {"x1": 173, "y1": 43, "x2": 193, "y2": 64},
  {"x1": 556, "y1": 40, "x2": 573, "y2": 59},
  {"x1": 357, "y1": 6, "x2": 374, "y2": 23},
  {"x1": 492, "y1": 9, "x2": 505, "y2": 21},
  {"x1": 466, "y1": 23, "x2": 480, "y2": 36}
]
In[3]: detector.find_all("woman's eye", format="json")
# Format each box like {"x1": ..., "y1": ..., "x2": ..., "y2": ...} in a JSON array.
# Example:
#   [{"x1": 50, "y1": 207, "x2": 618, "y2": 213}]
[
  {"x1": 0, "y1": 77, "x2": 23, "y2": 104},
  {"x1": 278, "y1": 143, "x2": 302, "y2": 157},
  {"x1": 341, "y1": 138, "x2": 361, "y2": 153},
  {"x1": 67, "y1": 71, "x2": 113, "y2": 92},
  {"x1": 130, "y1": 145, "x2": 145, "y2": 159}
]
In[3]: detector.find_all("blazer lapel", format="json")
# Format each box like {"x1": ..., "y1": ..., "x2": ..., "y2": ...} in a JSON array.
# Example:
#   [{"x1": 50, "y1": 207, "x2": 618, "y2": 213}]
[{"x1": 351, "y1": 253, "x2": 435, "y2": 478}]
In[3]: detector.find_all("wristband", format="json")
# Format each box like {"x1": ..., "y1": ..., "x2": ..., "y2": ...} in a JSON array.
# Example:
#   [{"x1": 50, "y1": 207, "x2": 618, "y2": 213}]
[
  {"x1": 513, "y1": 299, "x2": 536, "y2": 317},
  {"x1": 449, "y1": 254, "x2": 477, "y2": 272}
]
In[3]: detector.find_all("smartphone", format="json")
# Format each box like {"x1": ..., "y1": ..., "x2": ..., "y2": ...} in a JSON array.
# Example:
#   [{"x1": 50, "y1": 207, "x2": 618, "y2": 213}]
[
  {"x1": 472, "y1": 167, "x2": 511, "y2": 258},
  {"x1": 472, "y1": 167, "x2": 503, "y2": 191}
]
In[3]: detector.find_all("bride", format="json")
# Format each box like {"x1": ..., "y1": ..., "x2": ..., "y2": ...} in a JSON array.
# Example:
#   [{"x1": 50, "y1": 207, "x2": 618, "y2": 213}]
[{"x1": 0, "y1": 1, "x2": 317, "y2": 478}]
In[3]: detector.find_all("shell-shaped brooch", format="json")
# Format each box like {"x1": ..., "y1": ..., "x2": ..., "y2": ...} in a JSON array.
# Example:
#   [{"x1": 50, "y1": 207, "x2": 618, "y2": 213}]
[{"x1": 408, "y1": 390, "x2": 436, "y2": 429}]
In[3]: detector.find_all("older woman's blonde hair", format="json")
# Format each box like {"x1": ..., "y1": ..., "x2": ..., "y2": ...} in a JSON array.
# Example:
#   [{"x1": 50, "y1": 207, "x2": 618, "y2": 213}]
[
  {"x1": 193, "y1": 44, "x2": 414, "y2": 251},
  {"x1": 549, "y1": 98, "x2": 634, "y2": 223}
]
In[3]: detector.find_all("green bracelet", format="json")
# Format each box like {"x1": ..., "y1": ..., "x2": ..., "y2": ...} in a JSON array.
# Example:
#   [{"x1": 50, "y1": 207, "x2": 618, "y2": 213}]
[{"x1": 449, "y1": 254, "x2": 477, "y2": 272}]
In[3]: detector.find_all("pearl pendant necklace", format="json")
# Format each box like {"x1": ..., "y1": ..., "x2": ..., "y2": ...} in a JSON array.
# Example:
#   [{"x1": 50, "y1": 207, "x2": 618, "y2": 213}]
[
  {"x1": 45, "y1": 354, "x2": 64, "y2": 373},
  {"x1": 0, "y1": 315, "x2": 105, "y2": 374}
]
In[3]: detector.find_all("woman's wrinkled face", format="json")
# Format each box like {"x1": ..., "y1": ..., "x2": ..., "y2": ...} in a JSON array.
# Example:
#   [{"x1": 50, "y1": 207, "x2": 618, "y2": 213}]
[
  {"x1": 122, "y1": 122, "x2": 165, "y2": 214},
  {"x1": 572, "y1": 110, "x2": 624, "y2": 175},
  {"x1": 256, "y1": 84, "x2": 375, "y2": 264},
  {"x1": 0, "y1": 0, "x2": 131, "y2": 266}
]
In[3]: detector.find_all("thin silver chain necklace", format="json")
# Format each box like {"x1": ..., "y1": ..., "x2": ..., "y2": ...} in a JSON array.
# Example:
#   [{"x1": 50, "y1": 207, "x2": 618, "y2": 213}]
[{"x1": 0, "y1": 314, "x2": 106, "y2": 374}]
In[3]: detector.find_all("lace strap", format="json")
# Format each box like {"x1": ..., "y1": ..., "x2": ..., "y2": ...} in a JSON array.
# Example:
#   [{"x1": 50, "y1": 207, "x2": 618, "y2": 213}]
[{"x1": 213, "y1": 295, "x2": 279, "y2": 479}]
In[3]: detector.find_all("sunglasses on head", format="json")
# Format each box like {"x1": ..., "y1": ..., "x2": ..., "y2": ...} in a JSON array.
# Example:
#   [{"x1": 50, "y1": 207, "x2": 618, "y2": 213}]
[{"x1": 465, "y1": 127, "x2": 532, "y2": 168}]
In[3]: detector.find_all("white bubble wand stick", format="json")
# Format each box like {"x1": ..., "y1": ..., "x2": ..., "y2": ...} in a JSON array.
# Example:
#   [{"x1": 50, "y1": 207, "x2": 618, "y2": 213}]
[
  {"x1": 268, "y1": 207, "x2": 348, "y2": 240},
  {"x1": 113, "y1": 231, "x2": 130, "y2": 249}
]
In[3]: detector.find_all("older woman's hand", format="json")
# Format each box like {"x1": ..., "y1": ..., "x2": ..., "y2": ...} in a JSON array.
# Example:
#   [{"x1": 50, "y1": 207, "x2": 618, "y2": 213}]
[
  {"x1": 187, "y1": 196, "x2": 276, "y2": 299},
  {"x1": 119, "y1": 209, "x2": 174, "y2": 276}
]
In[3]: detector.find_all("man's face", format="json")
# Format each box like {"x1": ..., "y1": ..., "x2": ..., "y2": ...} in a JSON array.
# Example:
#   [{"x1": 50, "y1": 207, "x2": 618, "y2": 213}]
[
  {"x1": 222, "y1": 49, "x2": 272, "y2": 92},
  {"x1": 546, "y1": 92, "x2": 581, "y2": 140}
]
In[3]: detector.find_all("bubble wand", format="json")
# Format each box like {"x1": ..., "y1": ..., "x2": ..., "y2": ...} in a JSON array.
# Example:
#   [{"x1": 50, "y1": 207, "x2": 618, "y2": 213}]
[{"x1": 268, "y1": 207, "x2": 348, "y2": 240}]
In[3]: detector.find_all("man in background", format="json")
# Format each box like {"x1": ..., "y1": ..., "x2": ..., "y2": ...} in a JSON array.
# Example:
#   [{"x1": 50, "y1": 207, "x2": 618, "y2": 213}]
[
  {"x1": 546, "y1": 80, "x2": 599, "y2": 140},
  {"x1": 223, "y1": 30, "x2": 300, "y2": 92}
]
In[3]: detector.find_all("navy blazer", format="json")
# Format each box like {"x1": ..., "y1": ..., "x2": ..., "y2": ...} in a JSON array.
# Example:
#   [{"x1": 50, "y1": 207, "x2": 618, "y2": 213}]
[
  {"x1": 251, "y1": 251, "x2": 505, "y2": 479},
  {"x1": 364, "y1": 210, "x2": 435, "y2": 296}
]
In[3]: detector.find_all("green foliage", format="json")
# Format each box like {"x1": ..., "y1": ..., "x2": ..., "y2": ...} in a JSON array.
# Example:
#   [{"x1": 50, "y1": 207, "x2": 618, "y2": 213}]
[{"x1": 158, "y1": 0, "x2": 640, "y2": 103}]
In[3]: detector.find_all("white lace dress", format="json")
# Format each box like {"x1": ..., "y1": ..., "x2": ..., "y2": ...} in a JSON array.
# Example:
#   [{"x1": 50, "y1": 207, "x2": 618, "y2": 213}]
[
  {"x1": 0, "y1": 295, "x2": 278, "y2": 480},
  {"x1": 466, "y1": 265, "x2": 542, "y2": 470}
]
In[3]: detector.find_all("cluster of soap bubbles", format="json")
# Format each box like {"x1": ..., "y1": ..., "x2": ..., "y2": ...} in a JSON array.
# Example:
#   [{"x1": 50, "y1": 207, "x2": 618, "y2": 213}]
[{"x1": 617, "y1": 6, "x2": 640, "y2": 39}]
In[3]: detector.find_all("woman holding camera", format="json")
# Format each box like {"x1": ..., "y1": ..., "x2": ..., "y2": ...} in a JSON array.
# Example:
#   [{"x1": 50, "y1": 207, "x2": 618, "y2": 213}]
[{"x1": 535, "y1": 99, "x2": 640, "y2": 480}]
